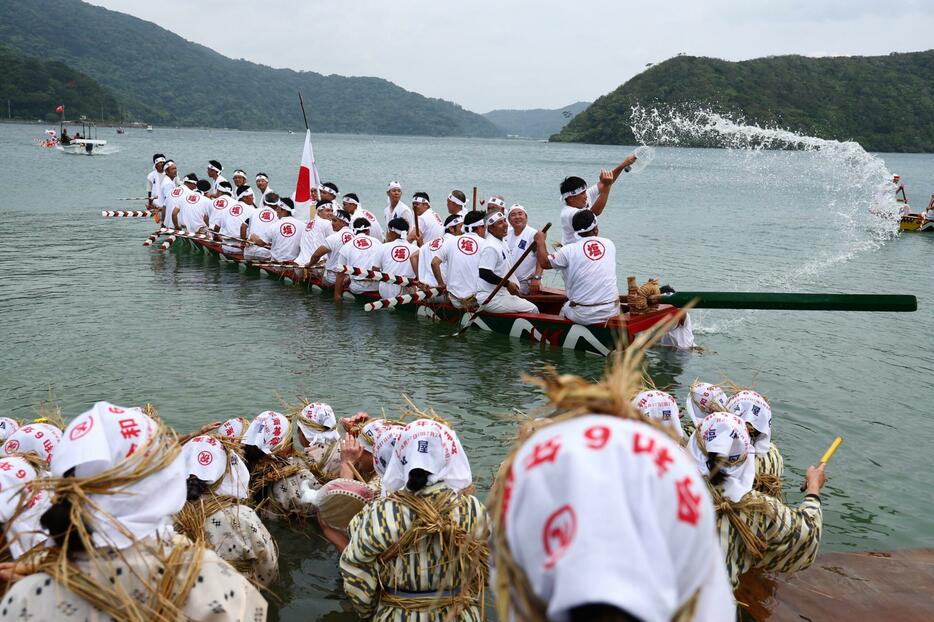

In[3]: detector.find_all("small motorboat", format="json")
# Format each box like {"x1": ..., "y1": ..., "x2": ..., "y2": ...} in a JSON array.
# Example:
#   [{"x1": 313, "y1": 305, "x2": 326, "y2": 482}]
[{"x1": 146, "y1": 125, "x2": 153, "y2": 132}]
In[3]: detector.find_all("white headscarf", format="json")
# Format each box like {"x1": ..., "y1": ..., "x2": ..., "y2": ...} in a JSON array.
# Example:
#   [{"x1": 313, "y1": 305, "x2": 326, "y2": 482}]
[
  {"x1": 726, "y1": 390, "x2": 772, "y2": 455},
  {"x1": 216, "y1": 417, "x2": 249, "y2": 441},
  {"x1": 502, "y1": 415, "x2": 734, "y2": 622},
  {"x1": 373, "y1": 426, "x2": 402, "y2": 478},
  {"x1": 297, "y1": 403, "x2": 340, "y2": 446},
  {"x1": 381, "y1": 419, "x2": 472, "y2": 495},
  {"x1": 687, "y1": 412, "x2": 755, "y2": 503},
  {"x1": 243, "y1": 411, "x2": 291, "y2": 455},
  {"x1": 1, "y1": 423, "x2": 62, "y2": 465},
  {"x1": 631, "y1": 390, "x2": 684, "y2": 437},
  {"x1": 0, "y1": 456, "x2": 53, "y2": 559},
  {"x1": 357, "y1": 418, "x2": 392, "y2": 454},
  {"x1": 51, "y1": 401, "x2": 186, "y2": 550},
  {"x1": 182, "y1": 435, "x2": 250, "y2": 500},
  {"x1": 684, "y1": 381, "x2": 729, "y2": 426},
  {"x1": 0, "y1": 418, "x2": 20, "y2": 443}
]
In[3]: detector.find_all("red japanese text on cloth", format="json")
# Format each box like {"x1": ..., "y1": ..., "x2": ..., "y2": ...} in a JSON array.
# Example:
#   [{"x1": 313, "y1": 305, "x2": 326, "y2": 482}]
[
  {"x1": 354, "y1": 238, "x2": 372, "y2": 250},
  {"x1": 524, "y1": 436, "x2": 561, "y2": 471},
  {"x1": 198, "y1": 451, "x2": 213, "y2": 466},
  {"x1": 542, "y1": 504, "x2": 577, "y2": 569},
  {"x1": 458, "y1": 238, "x2": 478, "y2": 255},
  {"x1": 632, "y1": 432, "x2": 674, "y2": 477},
  {"x1": 583, "y1": 240, "x2": 605, "y2": 261},
  {"x1": 391, "y1": 247, "x2": 410, "y2": 262},
  {"x1": 280, "y1": 222, "x2": 296, "y2": 237},
  {"x1": 675, "y1": 476, "x2": 701, "y2": 526}
]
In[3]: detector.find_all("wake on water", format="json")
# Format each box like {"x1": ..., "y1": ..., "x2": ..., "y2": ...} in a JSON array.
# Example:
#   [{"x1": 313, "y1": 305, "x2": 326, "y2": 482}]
[{"x1": 627, "y1": 105, "x2": 902, "y2": 335}]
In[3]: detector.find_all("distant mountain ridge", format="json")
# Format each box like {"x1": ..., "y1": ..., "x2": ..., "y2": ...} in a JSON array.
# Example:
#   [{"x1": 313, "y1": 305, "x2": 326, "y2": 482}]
[
  {"x1": 483, "y1": 101, "x2": 590, "y2": 139},
  {"x1": 552, "y1": 51, "x2": 934, "y2": 152},
  {"x1": 0, "y1": 0, "x2": 502, "y2": 137}
]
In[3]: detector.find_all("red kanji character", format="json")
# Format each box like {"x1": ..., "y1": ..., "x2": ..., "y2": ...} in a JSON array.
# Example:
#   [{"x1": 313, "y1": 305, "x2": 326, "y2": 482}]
[
  {"x1": 632, "y1": 432, "x2": 656, "y2": 455},
  {"x1": 675, "y1": 476, "x2": 701, "y2": 526},
  {"x1": 392, "y1": 247, "x2": 409, "y2": 261},
  {"x1": 583, "y1": 240, "x2": 605, "y2": 260},
  {"x1": 458, "y1": 238, "x2": 477, "y2": 254},
  {"x1": 15, "y1": 469, "x2": 27, "y2": 480},
  {"x1": 125, "y1": 443, "x2": 138, "y2": 457},
  {"x1": 524, "y1": 436, "x2": 561, "y2": 471},
  {"x1": 0, "y1": 462, "x2": 12, "y2": 472},
  {"x1": 119, "y1": 418, "x2": 141, "y2": 440},
  {"x1": 654, "y1": 446, "x2": 674, "y2": 476},
  {"x1": 107, "y1": 405, "x2": 125, "y2": 414},
  {"x1": 42, "y1": 439, "x2": 55, "y2": 455}
]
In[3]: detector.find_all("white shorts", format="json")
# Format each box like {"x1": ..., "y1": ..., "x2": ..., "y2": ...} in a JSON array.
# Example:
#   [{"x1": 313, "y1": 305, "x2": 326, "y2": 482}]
[
  {"x1": 481, "y1": 291, "x2": 539, "y2": 314},
  {"x1": 559, "y1": 301, "x2": 619, "y2": 325}
]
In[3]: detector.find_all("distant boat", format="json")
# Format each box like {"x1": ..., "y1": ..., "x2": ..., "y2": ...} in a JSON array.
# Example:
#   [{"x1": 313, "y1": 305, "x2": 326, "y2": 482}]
[
  {"x1": 146, "y1": 125, "x2": 153, "y2": 132},
  {"x1": 116, "y1": 127, "x2": 125, "y2": 134},
  {"x1": 288, "y1": 130, "x2": 295, "y2": 135}
]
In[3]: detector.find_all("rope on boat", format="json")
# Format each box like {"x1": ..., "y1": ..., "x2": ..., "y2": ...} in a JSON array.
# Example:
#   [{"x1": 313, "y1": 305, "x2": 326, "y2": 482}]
[
  {"x1": 160, "y1": 234, "x2": 178, "y2": 251},
  {"x1": 102, "y1": 210, "x2": 153, "y2": 218},
  {"x1": 364, "y1": 287, "x2": 444, "y2": 311},
  {"x1": 143, "y1": 227, "x2": 169, "y2": 247},
  {"x1": 336, "y1": 266, "x2": 417, "y2": 286}
]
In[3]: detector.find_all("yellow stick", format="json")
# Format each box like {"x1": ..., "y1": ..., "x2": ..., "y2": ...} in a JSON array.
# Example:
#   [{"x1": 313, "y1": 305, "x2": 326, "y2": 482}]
[{"x1": 819, "y1": 437, "x2": 843, "y2": 464}]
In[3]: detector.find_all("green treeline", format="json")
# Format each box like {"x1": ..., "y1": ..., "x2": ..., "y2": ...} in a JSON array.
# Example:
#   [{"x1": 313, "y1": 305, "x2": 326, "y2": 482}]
[{"x1": 553, "y1": 51, "x2": 934, "y2": 152}]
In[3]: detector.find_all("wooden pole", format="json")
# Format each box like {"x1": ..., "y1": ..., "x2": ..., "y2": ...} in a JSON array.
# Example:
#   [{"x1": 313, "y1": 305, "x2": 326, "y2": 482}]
[
  {"x1": 647, "y1": 291, "x2": 917, "y2": 312},
  {"x1": 471, "y1": 187, "x2": 477, "y2": 212},
  {"x1": 298, "y1": 92, "x2": 309, "y2": 131}
]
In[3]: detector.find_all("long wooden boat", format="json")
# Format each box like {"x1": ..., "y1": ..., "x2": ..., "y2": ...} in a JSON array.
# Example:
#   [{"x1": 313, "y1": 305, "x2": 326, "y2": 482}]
[
  {"x1": 171, "y1": 235, "x2": 683, "y2": 356},
  {"x1": 899, "y1": 214, "x2": 934, "y2": 232}
]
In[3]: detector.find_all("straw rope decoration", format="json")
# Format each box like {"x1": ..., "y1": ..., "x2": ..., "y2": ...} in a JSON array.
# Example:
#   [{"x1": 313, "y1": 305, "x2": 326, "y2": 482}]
[
  {"x1": 15, "y1": 411, "x2": 207, "y2": 622},
  {"x1": 487, "y1": 307, "x2": 700, "y2": 622}
]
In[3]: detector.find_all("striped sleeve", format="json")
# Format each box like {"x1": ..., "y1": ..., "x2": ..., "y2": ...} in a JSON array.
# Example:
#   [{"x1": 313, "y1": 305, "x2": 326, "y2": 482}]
[
  {"x1": 339, "y1": 498, "x2": 405, "y2": 617},
  {"x1": 760, "y1": 495, "x2": 823, "y2": 573},
  {"x1": 755, "y1": 443, "x2": 784, "y2": 480}
]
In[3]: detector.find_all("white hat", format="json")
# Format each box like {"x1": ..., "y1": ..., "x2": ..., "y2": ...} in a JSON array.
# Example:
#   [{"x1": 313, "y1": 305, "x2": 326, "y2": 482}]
[
  {"x1": 631, "y1": 390, "x2": 683, "y2": 437},
  {"x1": 0, "y1": 456, "x2": 52, "y2": 559},
  {"x1": 216, "y1": 417, "x2": 249, "y2": 441},
  {"x1": 381, "y1": 419, "x2": 472, "y2": 495},
  {"x1": 684, "y1": 381, "x2": 729, "y2": 426},
  {"x1": 182, "y1": 435, "x2": 249, "y2": 499},
  {"x1": 726, "y1": 390, "x2": 772, "y2": 455},
  {"x1": 297, "y1": 403, "x2": 340, "y2": 446},
  {"x1": 0, "y1": 418, "x2": 20, "y2": 443},
  {"x1": 244, "y1": 411, "x2": 291, "y2": 455},
  {"x1": 687, "y1": 412, "x2": 755, "y2": 502},
  {"x1": 387, "y1": 180, "x2": 402, "y2": 191},
  {"x1": 1, "y1": 423, "x2": 62, "y2": 465},
  {"x1": 506, "y1": 203, "x2": 527, "y2": 217}
]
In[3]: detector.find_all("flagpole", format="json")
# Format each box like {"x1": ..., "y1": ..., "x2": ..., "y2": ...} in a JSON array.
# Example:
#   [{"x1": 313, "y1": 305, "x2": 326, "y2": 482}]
[{"x1": 298, "y1": 92, "x2": 309, "y2": 131}]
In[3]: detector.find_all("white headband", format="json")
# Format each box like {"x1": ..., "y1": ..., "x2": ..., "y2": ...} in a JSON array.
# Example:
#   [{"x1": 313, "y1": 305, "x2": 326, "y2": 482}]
[
  {"x1": 233, "y1": 169, "x2": 246, "y2": 178},
  {"x1": 237, "y1": 187, "x2": 254, "y2": 199},
  {"x1": 486, "y1": 212, "x2": 506, "y2": 226},
  {"x1": 464, "y1": 219, "x2": 484, "y2": 231},
  {"x1": 389, "y1": 226, "x2": 408, "y2": 236},
  {"x1": 353, "y1": 223, "x2": 370, "y2": 233},
  {"x1": 412, "y1": 196, "x2": 430, "y2": 205},
  {"x1": 507, "y1": 204, "x2": 527, "y2": 216},
  {"x1": 487, "y1": 196, "x2": 505, "y2": 208},
  {"x1": 255, "y1": 174, "x2": 268, "y2": 182},
  {"x1": 387, "y1": 181, "x2": 402, "y2": 191},
  {"x1": 183, "y1": 177, "x2": 197, "y2": 185},
  {"x1": 445, "y1": 215, "x2": 464, "y2": 229},
  {"x1": 153, "y1": 157, "x2": 166, "y2": 165},
  {"x1": 447, "y1": 194, "x2": 465, "y2": 207},
  {"x1": 165, "y1": 160, "x2": 176, "y2": 168},
  {"x1": 317, "y1": 202, "x2": 335, "y2": 212},
  {"x1": 264, "y1": 198, "x2": 282, "y2": 208},
  {"x1": 575, "y1": 220, "x2": 598, "y2": 236},
  {"x1": 207, "y1": 163, "x2": 222, "y2": 173},
  {"x1": 342, "y1": 196, "x2": 359, "y2": 206},
  {"x1": 561, "y1": 185, "x2": 587, "y2": 200}
]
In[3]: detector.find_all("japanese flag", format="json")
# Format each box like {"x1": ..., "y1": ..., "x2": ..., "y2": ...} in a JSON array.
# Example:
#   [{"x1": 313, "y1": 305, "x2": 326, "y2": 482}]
[
  {"x1": 55, "y1": 105, "x2": 64, "y2": 113},
  {"x1": 293, "y1": 129, "x2": 321, "y2": 222}
]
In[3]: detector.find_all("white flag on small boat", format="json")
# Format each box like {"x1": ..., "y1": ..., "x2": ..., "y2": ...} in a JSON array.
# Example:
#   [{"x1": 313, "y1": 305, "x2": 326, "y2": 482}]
[{"x1": 293, "y1": 129, "x2": 321, "y2": 222}]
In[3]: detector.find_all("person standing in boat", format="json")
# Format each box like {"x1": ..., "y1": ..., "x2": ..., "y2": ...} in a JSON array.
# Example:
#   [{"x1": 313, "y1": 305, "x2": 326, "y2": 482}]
[
  {"x1": 341, "y1": 193, "x2": 383, "y2": 241},
  {"x1": 255, "y1": 172, "x2": 273, "y2": 207},
  {"x1": 478, "y1": 212, "x2": 539, "y2": 313},
  {"x1": 333, "y1": 218, "x2": 384, "y2": 300},
  {"x1": 892, "y1": 174, "x2": 908, "y2": 207},
  {"x1": 153, "y1": 159, "x2": 179, "y2": 225},
  {"x1": 163, "y1": 174, "x2": 196, "y2": 231},
  {"x1": 533, "y1": 210, "x2": 620, "y2": 325},
  {"x1": 447, "y1": 189, "x2": 468, "y2": 216},
  {"x1": 431, "y1": 211, "x2": 487, "y2": 311},
  {"x1": 375, "y1": 218, "x2": 419, "y2": 299},
  {"x1": 146, "y1": 153, "x2": 167, "y2": 209},
  {"x1": 231, "y1": 169, "x2": 248, "y2": 192},
  {"x1": 384, "y1": 180, "x2": 414, "y2": 229},
  {"x1": 409, "y1": 192, "x2": 444, "y2": 246},
  {"x1": 923, "y1": 194, "x2": 934, "y2": 224},
  {"x1": 305, "y1": 209, "x2": 355, "y2": 285},
  {"x1": 558, "y1": 153, "x2": 637, "y2": 246},
  {"x1": 506, "y1": 204, "x2": 543, "y2": 294},
  {"x1": 245, "y1": 193, "x2": 281, "y2": 262},
  {"x1": 206, "y1": 159, "x2": 227, "y2": 198}
]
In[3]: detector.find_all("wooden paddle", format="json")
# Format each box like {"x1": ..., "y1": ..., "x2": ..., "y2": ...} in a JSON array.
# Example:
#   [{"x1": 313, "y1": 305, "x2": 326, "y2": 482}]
[
  {"x1": 450, "y1": 222, "x2": 551, "y2": 337},
  {"x1": 633, "y1": 291, "x2": 917, "y2": 312},
  {"x1": 471, "y1": 187, "x2": 477, "y2": 212},
  {"x1": 800, "y1": 436, "x2": 842, "y2": 492}
]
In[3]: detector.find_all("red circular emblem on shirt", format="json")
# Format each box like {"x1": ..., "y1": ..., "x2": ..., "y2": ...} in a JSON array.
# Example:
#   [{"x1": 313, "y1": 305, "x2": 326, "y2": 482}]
[
  {"x1": 341, "y1": 231, "x2": 354, "y2": 244},
  {"x1": 197, "y1": 450, "x2": 213, "y2": 466},
  {"x1": 4, "y1": 440, "x2": 19, "y2": 453},
  {"x1": 260, "y1": 209, "x2": 274, "y2": 222},
  {"x1": 171, "y1": 188, "x2": 184, "y2": 197},
  {"x1": 457, "y1": 237, "x2": 478, "y2": 255},
  {"x1": 186, "y1": 194, "x2": 199, "y2": 204},
  {"x1": 582, "y1": 240, "x2": 606, "y2": 261},
  {"x1": 69, "y1": 417, "x2": 94, "y2": 441},
  {"x1": 230, "y1": 205, "x2": 243, "y2": 217},
  {"x1": 542, "y1": 504, "x2": 577, "y2": 569},
  {"x1": 429, "y1": 237, "x2": 443, "y2": 252},
  {"x1": 213, "y1": 199, "x2": 228, "y2": 210},
  {"x1": 390, "y1": 246, "x2": 411, "y2": 262},
  {"x1": 280, "y1": 222, "x2": 296, "y2": 237},
  {"x1": 353, "y1": 237, "x2": 372, "y2": 250}
]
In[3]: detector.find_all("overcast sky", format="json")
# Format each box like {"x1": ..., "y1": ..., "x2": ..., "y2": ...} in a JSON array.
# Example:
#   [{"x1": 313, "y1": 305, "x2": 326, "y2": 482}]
[{"x1": 88, "y1": 0, "x2": 934, "y2": 113}]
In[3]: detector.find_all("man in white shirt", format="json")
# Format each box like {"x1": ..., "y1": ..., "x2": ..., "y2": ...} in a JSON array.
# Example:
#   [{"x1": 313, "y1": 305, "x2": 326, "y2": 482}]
[
  {"x1": 341, "y1": 193, "x2": 384, "y2": 241},
  {"x1": 409, "y1": 192, "x2": 444, "y2": 246},
  {"x1": 146, "y1": 153, "x2": 166, "y2": 208},
  {"x1": 383, "y1": 180, "x2": 414, "y2": 229},
  {"x1": 215, "y1": 183, "x2": 250, "y2": 256},
  {"x1": 375, "y1": 218, "x2": 419, "y2": 299},
  {"x1": 333, "y1": 218, "x2": 384, "y2": 300},
  {"x1": 206, "y1": 159, "x2": 227, "y2": 198},
  {"x1": 265, "y1": 198, "x2": 304, "y2": 263},
  {"x1": 154, "y1": 160, "x2": 179, "y2": 225},
  {"x1": 446, "y1": 190, "x2": 467, "y2": 216},
  {"x1": 419, "y1": 214, "x2": 462, "y2": 292},
  {"x1": 255, "y1": 172, "x2": 274, "y2": 208},
  {"x1": 231, "y1": 169, "x2": 247, "y2": 192},
  {"x1": 319, "y1": 182, "x2": 339, "y2": 205},
  {"x1": 431, "y1": 211, "x2": 486, "y2": 310},
  {"x1": 245, "y1": 193, "x2": 281, "y2": 261},
  {"x1": 175, "y1": 179, "x2": 213, "y2": 233},
  {"x1": 558, "y1": 153, "x2": 637, "y2": 246},
  {"x1": 207, "y1": 182, "x2": 235, "y2": 231},
  {"x1": 506, "y1": 204, "x2": 544, "y2": 294},
  {"x1": 305, "y1": 209, "x2": 355, "y2": 285},
  {"x1": 923, "y1": 194, "x2": 934, "y2": 224},
  {"x1": 477, "y1": 212, "x2": 538, "y2": 314},
  {"x1": 534, "y1": 210, "x2": 620, "y2": 325},
  {"x1": 163, "y1": 174, "x2": 196, "y2": 230},
  {"x1": 296, "y1": 201, "x2": 335, "y2": 265}
]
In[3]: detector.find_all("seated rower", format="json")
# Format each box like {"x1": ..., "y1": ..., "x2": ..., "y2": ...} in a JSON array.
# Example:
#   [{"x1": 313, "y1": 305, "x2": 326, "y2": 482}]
[
  {"x1": 432, "y1": 211, "x2": 487, "y2": 310},
  {"x1": 153, "y1": 160, "x2": 179, "y2": 226},
  {"x1": 446, "y1": 189, "x2": 467, "y2": 216},
  {"x1": 266, "y1": 197, "x2": 303, "y2": 263},
  {"x1": 478, "y1": 212, "x2": 539, "y2": 313},
  {"x1": 214, "y1": 182, "x2": 250, "y2": 255},
  {"x1": 306, "y1": 209, "x2": 354, "y2": 284},
  {"x1": 255, "y1": 172, "x2": 273, "y2": 207},
  {"x1": 558, "y1": 153, "x2": 636, "y2": 246},
  {"x1": 533, "y1": 210, "x2": 620, "y2": 325},
  {"x1": 208, "y1": 180, "x2": 235, "y2": 231},
  {"x1": 296, "y1": 200, "x2": 335, "y2": 265},
  {"x1": 505, "y1": 204, "x2": 543, "y2": 294},
  {"x1": 409, "y1": 192, "x2": 444, "y2": 246},
  {"x1": 174, "y1": 179, "x2": 212, "y2": 234},
  {"x1": 418, "y1": 214, "x2": 462, "y2": 299},
  {"x1": 163, "y1": 173, "x2": 197, "y2": 231},
  {"x1": 244, "y1": 193, "x2": 280, "y2": 261},
  {"x1": 334, "y1": 218, "x2": 384, "y2": 300},
  {"x1": 375, "y1": 218, "x2": 419, "y2": 299},
  {"x1": 687, "y1": 412, "x2": 824, "y2": 588},
  {"x1": 727, "y1": 390, "x2": 783, "y2": 495},
  {"x1": 206, "y1": 159, "x2": 227, "y2": 198},
  {"x1": 341, "y1": 193, "x2": 383, "y2": 241}
]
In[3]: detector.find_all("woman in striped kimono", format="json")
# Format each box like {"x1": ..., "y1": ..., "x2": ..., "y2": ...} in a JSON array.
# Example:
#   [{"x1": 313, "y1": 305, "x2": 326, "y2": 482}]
[{"x1": 726, "y1": 390, "x2": 784, "y2": 494}]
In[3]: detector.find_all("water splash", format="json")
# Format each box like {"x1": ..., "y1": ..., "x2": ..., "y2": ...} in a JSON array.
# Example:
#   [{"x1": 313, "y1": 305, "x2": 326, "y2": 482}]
[{"x1": 629, "y1": 105, "x2": 902, "y2": 334}]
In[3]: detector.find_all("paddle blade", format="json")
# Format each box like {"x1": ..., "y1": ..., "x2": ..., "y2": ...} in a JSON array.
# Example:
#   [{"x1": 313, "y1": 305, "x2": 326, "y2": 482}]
[{"x1": 659, "y1": 292, "x2": 917, "y2": 312}]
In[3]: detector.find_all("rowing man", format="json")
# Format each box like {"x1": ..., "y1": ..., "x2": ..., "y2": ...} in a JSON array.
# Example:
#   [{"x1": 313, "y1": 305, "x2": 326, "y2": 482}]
[
  {"x1": 175, "y1": 179, "x2": 212, "y2": 233},
  {"x1": 296, "y1": 201, "x2": 335, "y2": 266},
  {"x1": 266, "y1": 199, "x2": 304, "y2": 263},
  {"x1": 245, "y1": 194, "x2": 280, "y2": 262},
  {"x1": 333, "y1": 218, "x2": 384, "y2": 300},
  {"x1": 153, "y1": 160, "x2": 178, "y2": 225},
  {"x1": 375, "y1": 218, "x2": 419, "y2": 299},
  {"x1": 409, "y1": 192, "x2": 444, "y2": 246},
  {"x1": 478, "y1": 212, "x2": 538, "y2": 313},
  {"x1": 146, "y1": 153, "x2": 167, "y2": 209},
  {"x1": 214, "y1": 182, "x2": 248, "y2": 255},
  {"x1": 431, "y1": 211, "x2": 487, "y2": 311},
  {"x1": 559, "y1": 153, "x2": 637, "y2": 245},
  {"x1": 164, "y1": 174, "x2": 197, "y2": 231},
  {"x1": 206, "y1": 160, "x2": 227, "y2": 198},
  {"x1": 384, "y1": 181, "x2": 414, "y2": 229},
  {"x1": 506, "y1": 204, "x2": 543, "y2": 294},
  {"x1": 305, "y1": 209, "x2": 354, "y2": 285},
  {"x1": 534, "y1": 210, "x2": 620, "y2": 325},
  {"x1": 341, "y1": 193, "x2": 383, "y2": 241},
  {"x1": 418, "y1": 214, "x2": 462, "y2": 296}
]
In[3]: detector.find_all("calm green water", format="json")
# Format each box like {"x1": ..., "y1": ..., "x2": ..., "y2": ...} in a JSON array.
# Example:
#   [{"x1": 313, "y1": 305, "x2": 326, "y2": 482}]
[{"x1": 0, "y1": 123, "x2": 932, "y2": 620}]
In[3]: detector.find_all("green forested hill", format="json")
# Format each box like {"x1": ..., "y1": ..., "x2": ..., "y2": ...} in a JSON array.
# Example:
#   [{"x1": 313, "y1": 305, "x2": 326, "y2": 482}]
[
  {"x1": 0, "y1": 45, "x2": 120, "y2": 122},
  {"x1": 552, "y1": 51, "x2": 934, "y2": 152},
  {"x1": 0, "y1": 0, "x2": 501, "y2": 137}
]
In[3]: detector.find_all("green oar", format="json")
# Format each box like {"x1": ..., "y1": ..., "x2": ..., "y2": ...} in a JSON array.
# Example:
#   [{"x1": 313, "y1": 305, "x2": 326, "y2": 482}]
[{"x1": 643, "y1": 292, "x2": 917, "y2": 312}]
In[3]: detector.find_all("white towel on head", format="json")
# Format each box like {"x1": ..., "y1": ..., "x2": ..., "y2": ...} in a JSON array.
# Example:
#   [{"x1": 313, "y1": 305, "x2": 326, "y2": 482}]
[
  {"x1": 687, "y1": 412, "x2": 755, "y2": 503},
  {"x1": 381, "y1": 419, "x2": 472, "y2": 495}
]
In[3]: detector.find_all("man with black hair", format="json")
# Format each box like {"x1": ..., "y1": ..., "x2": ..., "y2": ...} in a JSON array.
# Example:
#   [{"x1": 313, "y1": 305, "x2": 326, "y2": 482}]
[
  {"x1": 297, "y1": 200, "x2": 335, "y2": 265},
  {"x1": 477, "y1": 212, "x2": 538, "y2": 313},
  {"x1": 154, "y1": 160, "x2": 179, "y2": 225},
  {"x1": 342, "y1": 193, "x2": 383, "y2": 241},
  {"x1": 176, "y1": 179, "x2": 213, "y2": 233},
  {"x1": 534, "y1": 209, "x2": 620, "y2": 325},
  {"x1": 375, "y1": 218, "x2": 419, "y2": 299},
  {"x1": 409, "y1": 192, "x2": 444, "y2": 246},
  {"x1": 334, "y1": 218, "x2": 384, "y2": 300},
  {"x1": 559, "y1": 153, "x2": 637, "y2": 245},
  {"x1": 245, "y1": 195, "x2": 280, "y2": 261},
  {"x1": 231, "y1": 169, "x2": 247, "y2": 190},
  {"x1": 446, "y1": 189, "x2": 468, "y2": 216},
  {"x1": 205, "y1": 160, "x2": 227, "y2": 198},
  {"x1": 266, "y1": 199, "x2": 304, "y2": 263},
  {"x1": 255, "y1": 172, "x2": 273, "y2": 207},
  {"x1": 208, "y1": 181, "x2": 235, "y2": 231},
  {"x1": 431, "y1": 211, "x2": 486, "y2": 310},
  {"x1": 384, "y1": 181, "x2": 414, "y2": 229},
  {"x1": 162, "y1": 174, "x2": 195, "y2": 231},
  {"x1": 418, "y1": 214, "x2": 462, "y2": 294},
  {"x1": 320, "y1": 182, "x2": 339, "y2": 203},
  {"x1": 305, "y1": 209, "x2": 355, "y2": 284},
  {"x1": 214, "y1": 182, "x2": 249, "y2": 255},
  {"x1": 146, "y1": 154, "x2": 168, "y2": 208}
]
